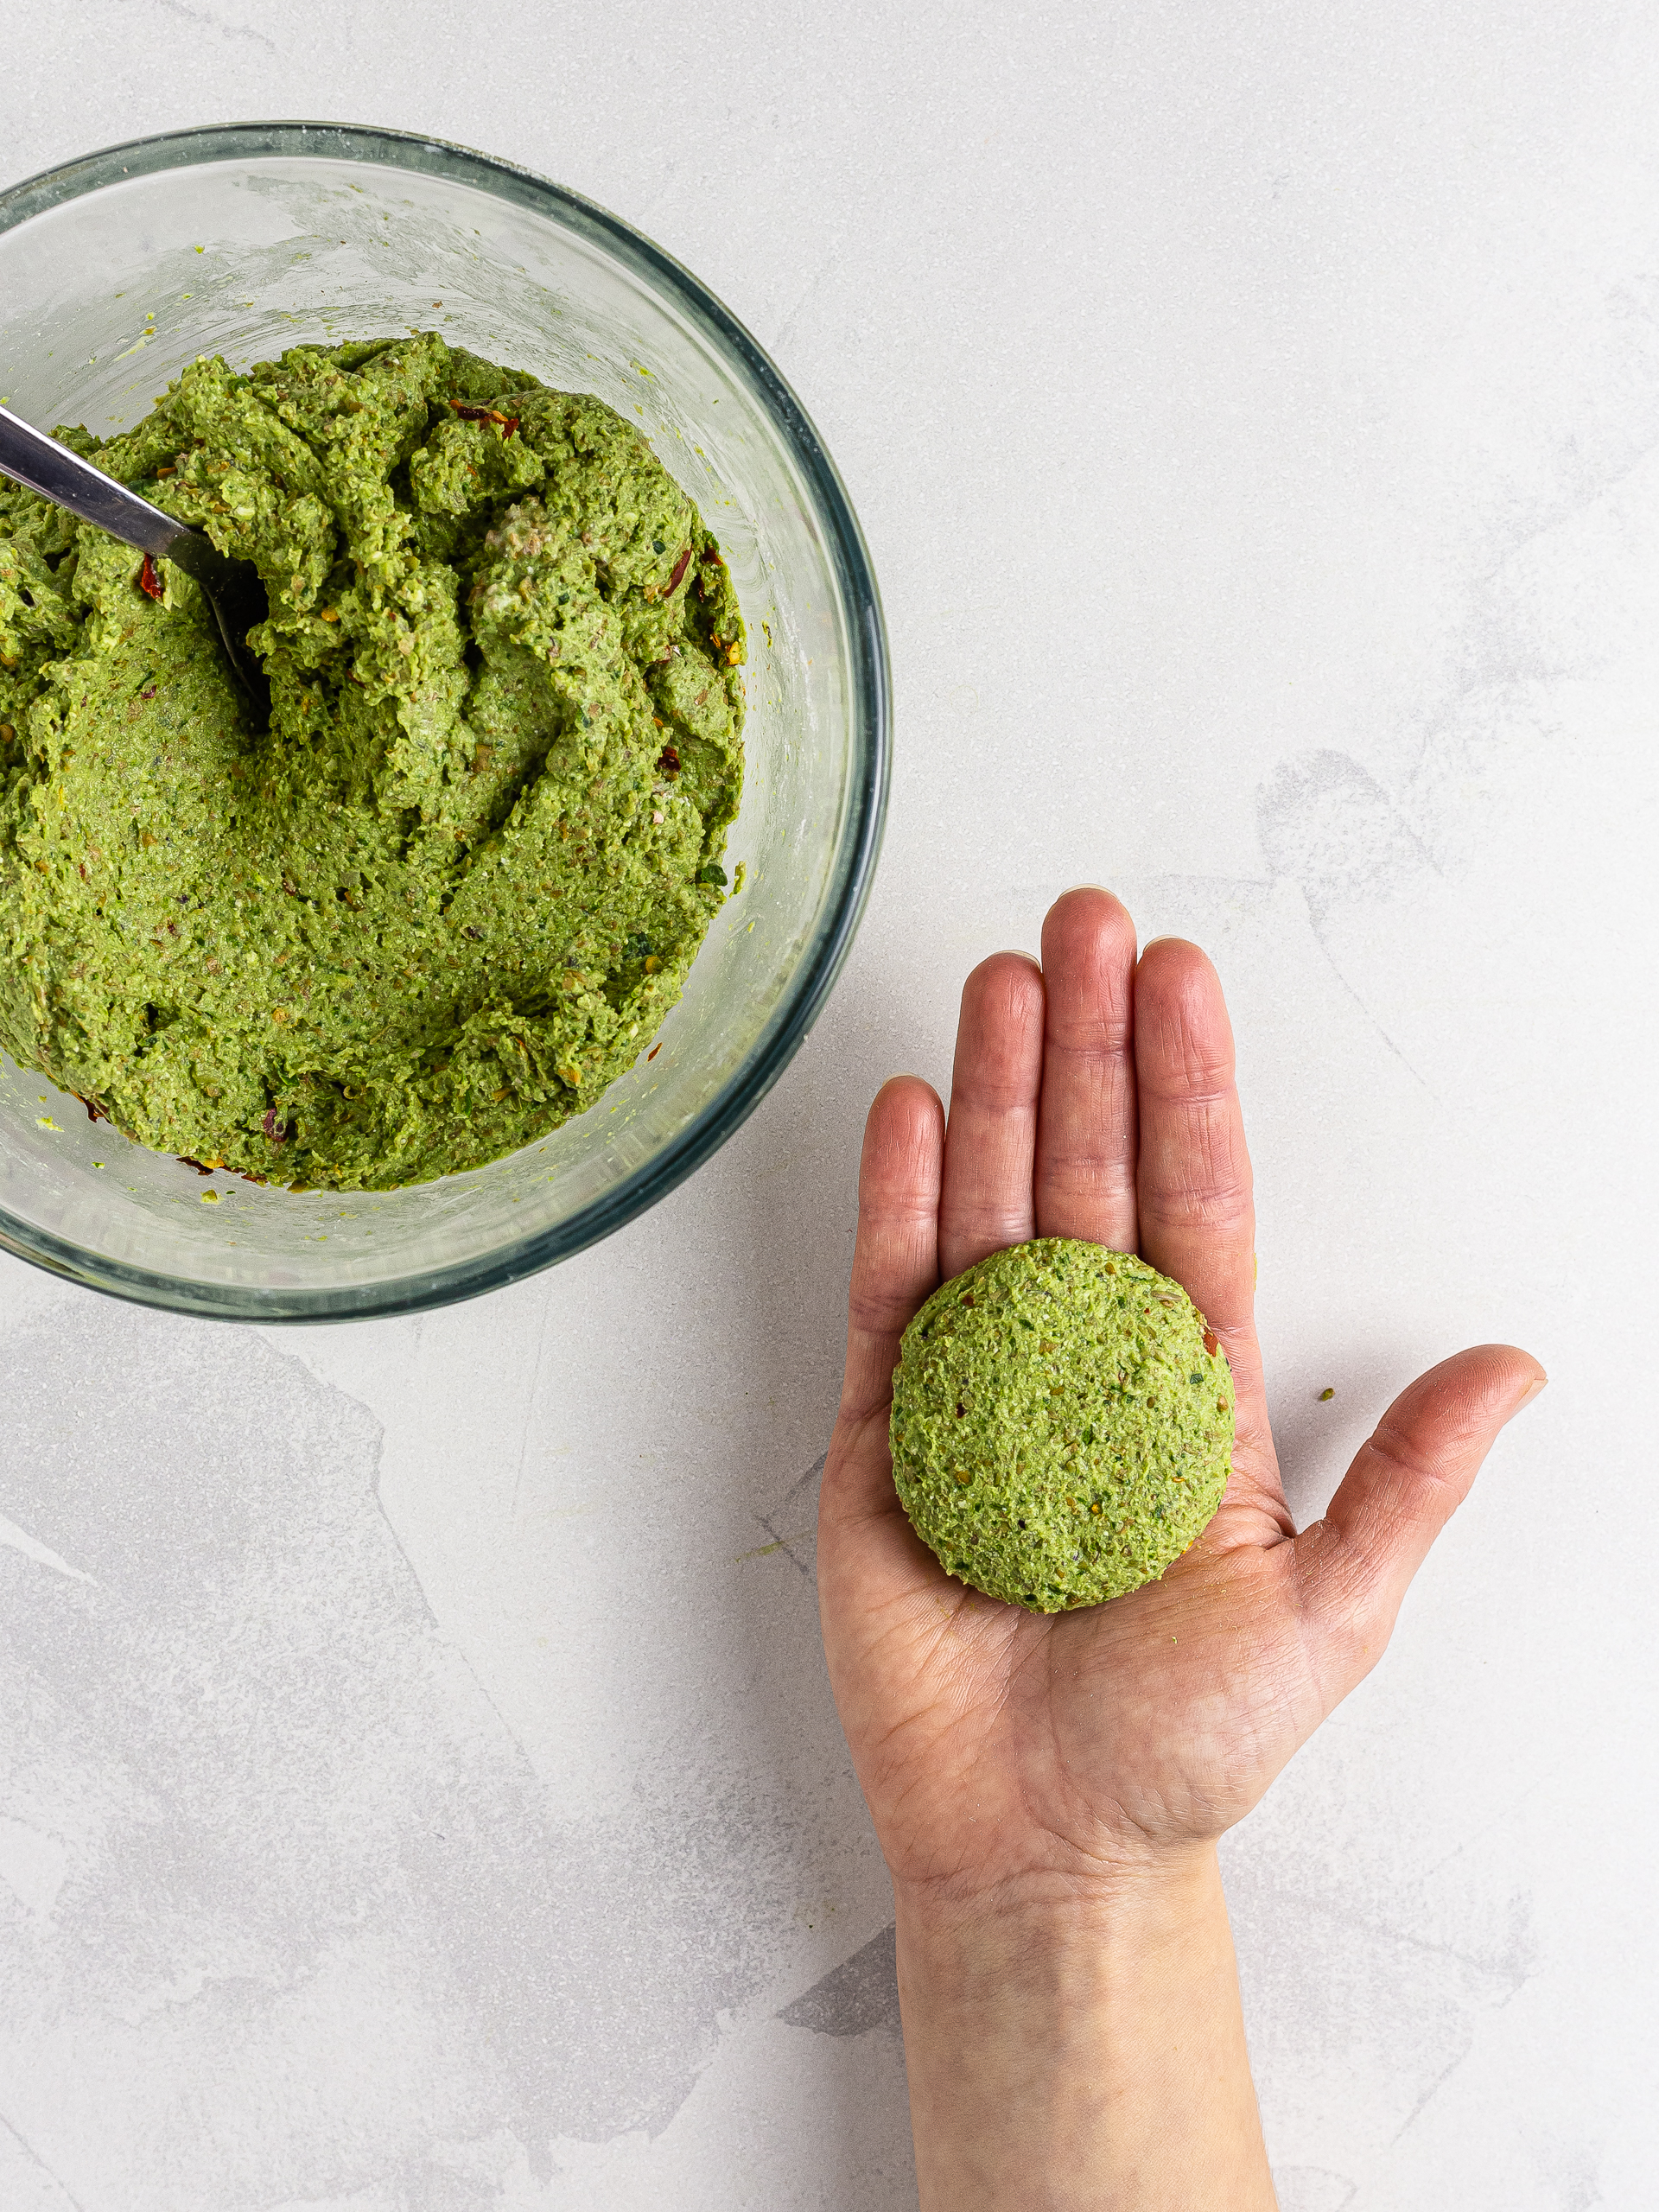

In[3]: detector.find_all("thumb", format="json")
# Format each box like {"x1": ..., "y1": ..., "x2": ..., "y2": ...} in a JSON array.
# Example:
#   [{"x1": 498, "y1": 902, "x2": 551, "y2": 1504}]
[{"x1": 1294, "y1": 1344, "x2": 1546, "y2": 1688}]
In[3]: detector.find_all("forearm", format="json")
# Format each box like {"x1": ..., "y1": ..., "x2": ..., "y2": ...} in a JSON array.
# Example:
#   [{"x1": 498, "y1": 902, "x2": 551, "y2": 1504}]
[{"x1": 895, "y1": 1847, "x2": 1274, "y2": 2212}]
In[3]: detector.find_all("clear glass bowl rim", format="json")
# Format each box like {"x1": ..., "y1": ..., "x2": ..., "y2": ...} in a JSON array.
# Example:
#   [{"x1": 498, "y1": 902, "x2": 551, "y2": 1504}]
[{"x1": 0, "y1": 120, "x2": 890, "y2": 1323}]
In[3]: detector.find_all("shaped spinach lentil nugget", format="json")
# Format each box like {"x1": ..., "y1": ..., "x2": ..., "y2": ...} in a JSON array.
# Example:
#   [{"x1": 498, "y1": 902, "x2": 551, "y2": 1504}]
[{"x1": 888, "y1": 1238, "x2": 1235, "y2": 1611}]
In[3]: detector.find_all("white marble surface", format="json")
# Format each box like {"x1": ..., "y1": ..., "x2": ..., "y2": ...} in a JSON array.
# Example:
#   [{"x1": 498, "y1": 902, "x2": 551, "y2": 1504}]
[{"x1": 3, "y1": 6, "x2": 1656, "y2": 2206}]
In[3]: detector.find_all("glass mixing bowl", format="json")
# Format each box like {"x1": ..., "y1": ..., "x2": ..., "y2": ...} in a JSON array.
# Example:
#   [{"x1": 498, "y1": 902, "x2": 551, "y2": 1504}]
[{"x1": 0, "y1": 124, "x2": 888, "y2": 1319}]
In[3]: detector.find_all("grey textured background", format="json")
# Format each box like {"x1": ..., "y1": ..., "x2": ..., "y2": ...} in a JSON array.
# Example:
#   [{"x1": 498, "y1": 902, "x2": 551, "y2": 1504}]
[{"x1": 3, "y1": 5, "x2": 1656, "y2": 2205}]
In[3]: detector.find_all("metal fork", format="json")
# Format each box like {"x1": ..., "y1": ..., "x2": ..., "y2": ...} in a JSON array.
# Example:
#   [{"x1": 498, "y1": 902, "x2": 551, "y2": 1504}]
[{"x1": 0, "y1": 402, "x2": 269, "y2": 712}]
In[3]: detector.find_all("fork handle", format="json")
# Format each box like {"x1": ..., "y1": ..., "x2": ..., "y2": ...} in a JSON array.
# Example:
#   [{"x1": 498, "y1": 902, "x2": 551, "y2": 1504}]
[{"x1": 0, "y1": 403, "x2": 223, "y2": 580}]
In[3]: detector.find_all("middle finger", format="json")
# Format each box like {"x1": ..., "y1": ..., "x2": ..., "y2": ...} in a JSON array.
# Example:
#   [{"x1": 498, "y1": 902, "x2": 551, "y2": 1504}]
[{"x1": 1033, "y1": 886, "x2": 1140, "y2": 1251}]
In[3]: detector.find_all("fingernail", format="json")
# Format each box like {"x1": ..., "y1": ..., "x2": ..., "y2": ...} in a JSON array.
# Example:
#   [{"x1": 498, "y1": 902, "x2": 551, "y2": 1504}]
[{"x1": 1516, "y1": 1372, "x2": 1548, "y2": 1409}]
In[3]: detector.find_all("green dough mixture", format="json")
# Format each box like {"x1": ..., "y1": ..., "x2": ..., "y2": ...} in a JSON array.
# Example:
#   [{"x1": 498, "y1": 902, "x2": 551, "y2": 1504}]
[
  {"x1": 888, "y1": 1239, "x2": 1235, "y2": 1612},
  {"x1": 0, "y1": 332, "x2": 744, "y2": 1189}
]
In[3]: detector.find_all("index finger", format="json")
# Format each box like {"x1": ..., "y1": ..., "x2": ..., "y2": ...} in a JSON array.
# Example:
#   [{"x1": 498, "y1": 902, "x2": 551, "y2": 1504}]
[{"x1": 1133, "y1": 938, "x2": 1257, "y2": 1353}]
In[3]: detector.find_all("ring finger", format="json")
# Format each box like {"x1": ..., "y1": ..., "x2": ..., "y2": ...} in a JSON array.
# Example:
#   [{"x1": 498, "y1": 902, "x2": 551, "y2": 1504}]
[{"x1": 937, "y1": 951, "x2": 1046, "y2": 1281}]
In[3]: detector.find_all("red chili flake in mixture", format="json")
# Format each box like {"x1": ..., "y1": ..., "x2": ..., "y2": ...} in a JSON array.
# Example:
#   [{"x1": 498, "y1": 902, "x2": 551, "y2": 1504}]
[
  {"x1": 140, "y1": 685, "x2": 157, "y2": 700},
  {"x1": 73, "y1": 1093, "x2": 108, "y2": 1124},
  {"x1": 450, "y1": 401, "x2": 520, "y2": 436},
  {"x1": 667, "y1": 546, "x2": 691, "y2": 593},
  {"x1": 178, "y1": 1156, "x2": 215, "y2": 1175},
  {"x1": 1203, "y1": 1330, "x2": 1218, "y2": 1357},
  {"x1": 646, "y1": 1044, "x2": 661, "y2": 1061},
  {"x1": 656, "y1": 743, "x2": 680, "y2": 778},
  {"x1": 262, "y1": 1109, "x2": 291, "y2": 1143},
  {"x1": 138, "y1": 553, "x2": 164, "y2": 602}
]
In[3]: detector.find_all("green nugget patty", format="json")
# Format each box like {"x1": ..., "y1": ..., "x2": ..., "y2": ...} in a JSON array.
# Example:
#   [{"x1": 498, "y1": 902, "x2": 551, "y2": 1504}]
[{"x1": 888, "y1": 1238, "x2": 1235, "y2": 1612}]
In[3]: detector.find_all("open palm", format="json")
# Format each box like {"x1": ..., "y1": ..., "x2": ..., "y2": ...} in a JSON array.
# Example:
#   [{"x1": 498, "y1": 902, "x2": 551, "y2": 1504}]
[{"x1": 818, "y1": 888, "x2": 1542, "y2": 1903}]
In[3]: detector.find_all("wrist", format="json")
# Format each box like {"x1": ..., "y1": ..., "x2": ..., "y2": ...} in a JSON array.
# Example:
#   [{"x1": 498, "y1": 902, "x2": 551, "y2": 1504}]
[
  {"x1": 893, "y1": 1846, "x2": 1274, "y2": 2212},
  {"x1": 892, "y1": 1837, "x2": 1215, "y2": 1952}
]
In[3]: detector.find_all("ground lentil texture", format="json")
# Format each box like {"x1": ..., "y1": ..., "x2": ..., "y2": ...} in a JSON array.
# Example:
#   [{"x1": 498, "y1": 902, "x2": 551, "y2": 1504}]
[
  {"x1": 0, "y1": 332, "x2": 743, "y2": 1190},
  {"x1": 889, "y1": 1239, "x2": 1235, "y2": 1612}
]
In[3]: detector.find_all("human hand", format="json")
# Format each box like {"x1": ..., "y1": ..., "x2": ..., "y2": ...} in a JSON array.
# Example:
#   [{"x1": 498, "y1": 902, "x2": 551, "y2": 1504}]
[{"x1": 817, "y1": 887, "x2": 1544, "y2": 2209}]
